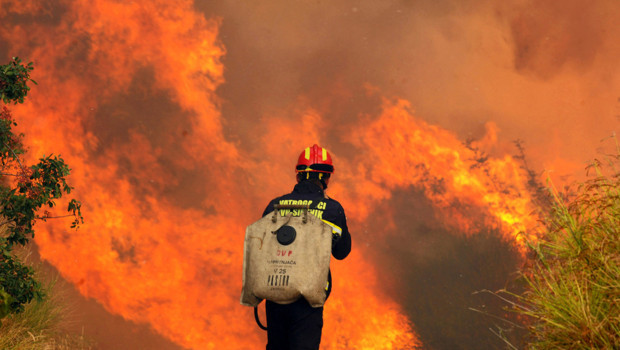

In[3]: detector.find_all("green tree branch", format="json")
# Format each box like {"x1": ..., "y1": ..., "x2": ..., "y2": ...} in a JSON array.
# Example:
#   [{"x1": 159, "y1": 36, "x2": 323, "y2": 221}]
[{"x1": 0, "y1": 58, "x2": 83, "y2": 317}]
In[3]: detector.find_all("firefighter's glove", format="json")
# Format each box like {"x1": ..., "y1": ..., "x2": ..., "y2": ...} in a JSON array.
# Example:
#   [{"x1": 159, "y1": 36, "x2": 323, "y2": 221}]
[{"x1": 331, "y1": 232, "x2": 341, "y2": 248}]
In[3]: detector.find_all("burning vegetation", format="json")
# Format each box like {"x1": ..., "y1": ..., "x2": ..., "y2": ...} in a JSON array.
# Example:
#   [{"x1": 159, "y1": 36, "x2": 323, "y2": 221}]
[{"x1": 0, "y1": 0, "x2": 618, "y2": 349}]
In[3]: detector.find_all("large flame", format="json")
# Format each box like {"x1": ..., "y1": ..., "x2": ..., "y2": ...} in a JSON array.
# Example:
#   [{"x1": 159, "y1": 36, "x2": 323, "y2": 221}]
[
  {"x1": 0, "y1": 0, "x2": 571, "y2": 349},
  {"x1": 345, "y1": 98, "x2": 541, "y2": 249}
]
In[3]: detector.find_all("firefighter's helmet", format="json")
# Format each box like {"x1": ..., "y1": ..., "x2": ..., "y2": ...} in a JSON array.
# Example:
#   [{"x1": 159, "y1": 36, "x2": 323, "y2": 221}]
[{"x1": 295, "y1": 144, "x2": 334, "y2": 174}]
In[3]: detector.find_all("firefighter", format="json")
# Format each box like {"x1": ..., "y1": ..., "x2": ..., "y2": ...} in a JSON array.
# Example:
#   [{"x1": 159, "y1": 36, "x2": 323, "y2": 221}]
[{"x1": 261, "y1": 144, "x2": 352, "y2": 350}]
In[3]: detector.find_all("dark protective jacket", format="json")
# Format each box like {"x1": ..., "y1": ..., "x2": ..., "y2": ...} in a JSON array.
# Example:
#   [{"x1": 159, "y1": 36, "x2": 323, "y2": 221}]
[{"x1": 262, "y1": 180, "x2": 352, "y2": 298}]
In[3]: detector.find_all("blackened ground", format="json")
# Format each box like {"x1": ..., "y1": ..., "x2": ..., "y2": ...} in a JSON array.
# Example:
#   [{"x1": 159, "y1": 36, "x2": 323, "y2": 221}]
[{"x1": 359, "y1": 188, "x2": 527, "y2": 350}]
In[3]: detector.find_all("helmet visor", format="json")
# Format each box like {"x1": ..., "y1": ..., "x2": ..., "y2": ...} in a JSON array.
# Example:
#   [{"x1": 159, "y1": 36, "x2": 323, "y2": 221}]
[{"x1": 296, "y1": 163, "x2": 334, "y2": 173}]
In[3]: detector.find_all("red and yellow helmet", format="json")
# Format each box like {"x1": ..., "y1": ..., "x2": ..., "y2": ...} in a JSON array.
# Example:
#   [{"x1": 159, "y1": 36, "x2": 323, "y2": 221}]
[{"x1": 295, "y1": 144, "x2": 334, "y2": 174}]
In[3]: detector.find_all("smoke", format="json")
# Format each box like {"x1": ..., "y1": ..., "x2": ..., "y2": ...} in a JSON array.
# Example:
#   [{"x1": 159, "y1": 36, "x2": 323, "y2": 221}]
[
  {"x1": 199, "y1": 0, "x2": 619, "y2": 176},
  {"x1": 1, "y1": 0, "x2": 618, "y2": 349},
  {"x1": 511, "y1": 0, "x2": 614, "y2": 78},
  {"x1": 360, "y1": 188, "x2": 525, "y2": 349},
  {"x1": 193, "y1": 1, "x2": 620, "y2": 348}
]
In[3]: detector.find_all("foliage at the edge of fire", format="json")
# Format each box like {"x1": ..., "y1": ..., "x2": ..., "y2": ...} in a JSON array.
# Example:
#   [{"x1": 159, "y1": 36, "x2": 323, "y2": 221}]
[
  {"x1": 0, "y1": 57, "x2": 83, "y2": 319},
  {"x1": 502, "y1": 146, "x2": 620, "y2": 349}
]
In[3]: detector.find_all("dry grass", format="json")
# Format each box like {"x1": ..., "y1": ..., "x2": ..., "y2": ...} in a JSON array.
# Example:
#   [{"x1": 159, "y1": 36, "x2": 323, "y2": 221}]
[
  {"x1": 505, "y1": 153, "x2": 620, "y2": 349},
  {"x1": 0, "y1": 274, "x2": 93, "y2": 350}
]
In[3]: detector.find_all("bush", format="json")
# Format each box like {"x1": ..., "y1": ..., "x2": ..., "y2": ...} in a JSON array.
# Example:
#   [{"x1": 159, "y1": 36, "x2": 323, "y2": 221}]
[
  {"x1": 0, "y1": 266, "x2": 93, "y2": 349},
  {"x1": 511, "y1": 153, "x2": 620, "y2": 349}
]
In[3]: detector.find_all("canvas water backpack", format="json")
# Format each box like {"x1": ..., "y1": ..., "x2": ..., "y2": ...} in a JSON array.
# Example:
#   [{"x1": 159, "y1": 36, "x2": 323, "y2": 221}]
[{"x1": 240, "y1": 204, "x2": 332, "y2": 308}]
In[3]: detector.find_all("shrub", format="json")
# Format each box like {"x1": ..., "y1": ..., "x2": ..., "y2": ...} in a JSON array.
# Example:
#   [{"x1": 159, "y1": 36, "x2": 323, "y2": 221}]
[
  {"x1": 511, "y1": 153, "x2": 620, "y2": 349},
  {"x1": 0, "y1": 268, "x2": 93, "y2": 349}
]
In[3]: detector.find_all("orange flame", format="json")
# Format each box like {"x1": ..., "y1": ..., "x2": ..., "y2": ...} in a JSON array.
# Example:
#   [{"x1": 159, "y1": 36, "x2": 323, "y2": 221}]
[
  {"x1": 0, "y1": 1, "x2": 546, "y2": 349},
  {"x1": 1, "y1": 0, "x2": 424, "y2": 348},
  {"x1": 340, "y1": 98, "x2": 542, "y2": 250}
]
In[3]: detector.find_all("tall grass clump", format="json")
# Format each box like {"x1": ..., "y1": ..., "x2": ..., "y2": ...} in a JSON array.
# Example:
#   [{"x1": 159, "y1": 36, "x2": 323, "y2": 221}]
[
  {"x1": 0, "y1": 245, "x2": 92, "y2": 349},
  {"x1": 512, "y1": 154, "x2": 620, "y2": 349},
  {"x1": 0, "y1": 272, "x2": 92, "y2": 350}
]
